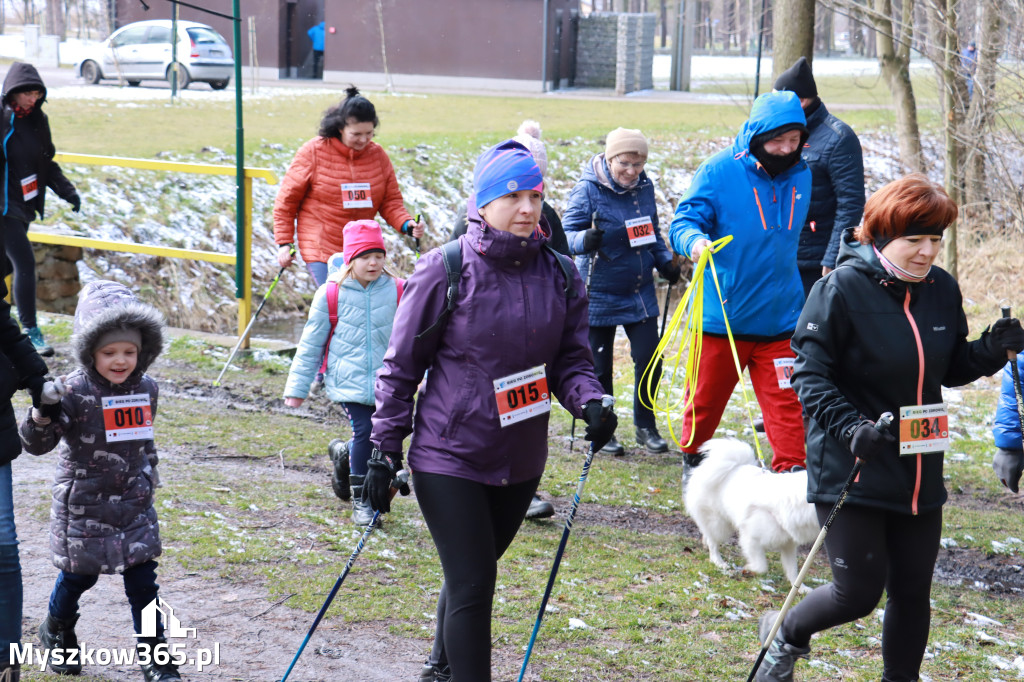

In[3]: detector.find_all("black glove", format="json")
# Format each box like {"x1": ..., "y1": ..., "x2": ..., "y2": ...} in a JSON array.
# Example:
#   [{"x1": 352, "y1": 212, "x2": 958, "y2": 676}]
[
  {"x1": 363, "y1": 449, "x2": 401, "y2": 513},
  {"x1": 69, "y1": 193, "x2": 81, "y2": 212},
  {"x1": 582, "y1": 398, "x2": 618, "y2": 452},
  {"x1": 658, "y1": 262, "x2": 681, "y2": 285},
  {"x1": 25, "y1": 374, "x2": 46, "y2": 408},
  {"x1": 986, "y1": 317, "x2": 1024, "y2": 355},
  {"x1": 847, "y1": 420, "x2": 896, "y2": 462},
  {"x1": 582, "y1": 228, "x2": 604, "y2": 253},
  {"x1": 993, "y1": 448, "x2": 1024, "y2": 493}
]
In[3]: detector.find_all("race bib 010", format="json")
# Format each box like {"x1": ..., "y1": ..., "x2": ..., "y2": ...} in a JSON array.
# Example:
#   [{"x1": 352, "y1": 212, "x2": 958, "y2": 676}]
[
  {"x1": 773, "y1": 357, "x2": 795, "y2": 389},
  {"x1": 103, "y1": 394, "x2": 154, "y2": 442}
]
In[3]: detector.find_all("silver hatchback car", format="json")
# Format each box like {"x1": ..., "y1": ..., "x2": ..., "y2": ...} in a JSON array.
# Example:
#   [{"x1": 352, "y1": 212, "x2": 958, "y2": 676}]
[{"x1": 76, "y1": 20, "x2": 233, "y2": 90}]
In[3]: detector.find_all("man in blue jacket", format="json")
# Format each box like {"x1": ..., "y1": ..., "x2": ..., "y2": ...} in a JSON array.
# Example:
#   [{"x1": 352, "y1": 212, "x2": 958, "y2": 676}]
[
  {"x1": 670, "y1": 90, "x2": 810, "y2": 474},
  {"x1": 773, "y1": 56, "x2": 865, "y2": 298}
]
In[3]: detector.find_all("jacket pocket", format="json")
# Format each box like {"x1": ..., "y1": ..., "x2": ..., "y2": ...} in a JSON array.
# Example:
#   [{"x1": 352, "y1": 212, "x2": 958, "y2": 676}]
[{"x1": 439, "y1": 364, "x2": 479, "y2": 441}]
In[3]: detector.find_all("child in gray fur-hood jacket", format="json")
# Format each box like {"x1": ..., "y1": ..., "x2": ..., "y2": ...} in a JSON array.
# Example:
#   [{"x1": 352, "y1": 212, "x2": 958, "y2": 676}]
[{"x1": 19, "y1": 280, "x2": 183, "y2": 681}]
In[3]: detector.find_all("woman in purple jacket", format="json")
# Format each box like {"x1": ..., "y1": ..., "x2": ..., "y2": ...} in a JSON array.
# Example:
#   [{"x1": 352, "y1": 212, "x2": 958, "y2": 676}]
[{"x1": 367, "y1": 139, "x2": 616, "y2": 681}]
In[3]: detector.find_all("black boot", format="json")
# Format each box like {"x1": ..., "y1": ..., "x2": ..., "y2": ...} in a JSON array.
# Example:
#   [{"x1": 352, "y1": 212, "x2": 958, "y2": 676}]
[
  {"x1": 349, "y1": 475, "x2": 376, "y2": 526},
  {"x1": 0, "y1": 663, "x2": 20, "y2": 682},
  {"x1": 137, "y1": 637, "x2": 182, "y2": 682},
  {"x1": 328, "y1": 439, "x2": 351, "y2": 501},
  {"x1": 38, "y1": 613, "x2": 82, "y2": 675}
]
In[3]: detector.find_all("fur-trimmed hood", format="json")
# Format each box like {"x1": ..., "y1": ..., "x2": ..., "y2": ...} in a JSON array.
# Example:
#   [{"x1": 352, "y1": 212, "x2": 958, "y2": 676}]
[{"x1": 72, "y1": 280, "x2": 164, "y2": 377}]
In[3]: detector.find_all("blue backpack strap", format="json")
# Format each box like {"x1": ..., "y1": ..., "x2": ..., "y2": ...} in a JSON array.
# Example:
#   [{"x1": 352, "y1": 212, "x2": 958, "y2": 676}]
[
  {"x1": 318, "y1": 279, "x2": 340, "y2": 374},
  {"x1": 415, "y1": 240, "x2": 462, "y2": 340}
]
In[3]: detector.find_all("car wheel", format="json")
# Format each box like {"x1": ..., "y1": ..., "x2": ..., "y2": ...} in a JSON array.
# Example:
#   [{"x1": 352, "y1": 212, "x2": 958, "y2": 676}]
[
  {"x1": 166, "y1": 63, "x2": 191, "y2": 90},
  {"x1": 80, "y1": 60, "x2": 101, "y2": 85},
  {"x1": 209, "y1": 79, "x2": 229, "y2": 90},
  {"x1": 127, "y1": 80, "x2": 141, "y2": 87}
]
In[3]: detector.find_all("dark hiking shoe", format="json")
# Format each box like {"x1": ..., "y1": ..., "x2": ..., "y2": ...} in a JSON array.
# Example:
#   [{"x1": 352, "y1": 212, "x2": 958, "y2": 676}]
[
  {"x1": 328, "y1": 439, "x2": 351, "y2": 501},
  {"x1": 38, "y1": 613, "x2": 82, "y2": 675},
  {"x1": 636, "y1": 426, "x2": 669, "y2": 453},
  {"x1": 0, "y1": 663, "x2": 21, "y2": 682},
  {"x1": 525, "y1": 494, "x2": 555, "y2": 520},
  {"x1": 25, "y1": 327, "x2": 54, "y2": 357},
  {"x1": 600, "y1": 435, "x2": 625, "y2": 457},
  {"x1": 755, "y1": 610, "x2": 810, "y2": 682},
  {"x1": 137, "y1": 637, "x2": 182, "y2": 682},
  {"x1": 417, "y1": 662, "x2": 452, "y2": 681},
  {"x1": 753, "y1": 416, "x2": 766, "y2": 433}
]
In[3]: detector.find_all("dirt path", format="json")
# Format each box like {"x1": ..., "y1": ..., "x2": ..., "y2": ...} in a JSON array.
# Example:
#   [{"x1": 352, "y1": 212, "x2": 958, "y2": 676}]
[{"x1": 13, "y1": 449, "x2": 430, "y2": 682}]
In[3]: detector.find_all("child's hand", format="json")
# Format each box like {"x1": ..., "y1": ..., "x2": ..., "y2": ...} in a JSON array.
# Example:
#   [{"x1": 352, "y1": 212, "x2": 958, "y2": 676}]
[{"x1": 284, "y1": 397, "x2": 304, "y2": 408}]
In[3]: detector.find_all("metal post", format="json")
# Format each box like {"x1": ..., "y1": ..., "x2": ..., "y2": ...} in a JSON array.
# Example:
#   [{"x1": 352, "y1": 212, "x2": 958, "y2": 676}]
[
  {"x1": 170, "y1": 1, "x2": 178, "y2": 99},
  {"x1": 233, "y1": 0, "x2": 246, "y2": 337}
]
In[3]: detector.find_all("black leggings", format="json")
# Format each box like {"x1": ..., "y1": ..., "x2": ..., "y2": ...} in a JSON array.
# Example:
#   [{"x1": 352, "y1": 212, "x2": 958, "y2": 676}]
[
  {"x1": 416, "y1": 471, "x2": 538, "y2": 681},
  {"x1": 589, "y1": 316, "x2": 661, "y2": 430},
  {"x1": 3, "y1": 217, "x2": 36, "y2": 329},
  {"x1": 781, "y1": 504, "x2": 942, "y2": 682}
]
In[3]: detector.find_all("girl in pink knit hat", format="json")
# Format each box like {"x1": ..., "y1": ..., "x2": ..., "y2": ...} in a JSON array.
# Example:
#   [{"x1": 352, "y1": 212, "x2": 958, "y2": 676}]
[{"x1": 281, "y1": 220, "x2": 405, "y2": 524}]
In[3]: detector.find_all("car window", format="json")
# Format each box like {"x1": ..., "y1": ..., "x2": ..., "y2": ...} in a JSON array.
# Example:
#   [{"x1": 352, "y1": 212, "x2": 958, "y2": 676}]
[
  {"x1": 110, "y1": 26, "x2": 148, "y2": 48},
  {"x1": 186, "y1": 27, "x2": 228, "y2": 46},
  {"x1": 145, "y1": 26, "x2": 172, "y2": 44}
]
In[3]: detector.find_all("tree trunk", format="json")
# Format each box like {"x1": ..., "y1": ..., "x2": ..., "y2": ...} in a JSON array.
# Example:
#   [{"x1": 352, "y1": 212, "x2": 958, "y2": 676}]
[
  {"x1": 962, "y1": 0, "x2": 1006, "y2": 231},
  {"x1": 46, "y1": 0, "x2": 66, "y2": 39},
  {"x1": 939, "y1": 0, "x2": 961, "y2": 278},
  {"x1": 872, "y1": 0, "x2": 924, "y2": 171},
  {"x1": 772, "y1": 0, "x2": 815, "y2": 81}
]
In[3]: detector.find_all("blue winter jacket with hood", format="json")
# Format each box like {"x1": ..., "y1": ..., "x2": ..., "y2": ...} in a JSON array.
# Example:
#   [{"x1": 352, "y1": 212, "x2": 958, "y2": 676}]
[
  {"x1": 669, "y1": 90, "x2": 811, "y2": 339},
  {"x1": 993, "y1": 357, "x2": 1024, "y2": 450},
  {"x1": 562, "y1": 153, "x2": 674, "y2": 327}
]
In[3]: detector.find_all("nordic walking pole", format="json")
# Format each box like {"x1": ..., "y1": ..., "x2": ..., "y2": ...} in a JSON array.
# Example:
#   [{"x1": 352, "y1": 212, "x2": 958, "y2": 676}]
[
  {"x1": 1001, "y1": 305, "x2": 1024, "y2": 436},
  {"x1": 414, "y1": 213, "x2": 422, "y2": 259},
  {"x1": 279, "y1": 470, "x2": 410, "y2": 682},
  {"x1": 660, "y1": 279, "x2": 673, "y2": 338},
  {"x1": 746, "y1": 412, "x2": 893, "y2": 682},
  {"x1": 518, "y1": 395, "x2": 615, "y2": 682},
  {"x1": 214, "y1": 246, "x2": 295, "y2": 387},
  {"x1": 570, "y1": 212, "x2": 600, "y2": 453}
]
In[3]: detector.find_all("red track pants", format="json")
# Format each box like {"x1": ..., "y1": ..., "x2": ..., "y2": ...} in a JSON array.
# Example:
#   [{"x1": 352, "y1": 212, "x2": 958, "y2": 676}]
[{"x1": 680, "y1": 334, "x2": 806, "y2": 471}]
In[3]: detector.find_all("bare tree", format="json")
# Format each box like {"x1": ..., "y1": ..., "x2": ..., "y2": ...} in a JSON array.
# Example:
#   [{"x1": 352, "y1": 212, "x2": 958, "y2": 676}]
[
  {"x1": 871, "y1": 0, "x2": 925, "y2": 171},
  {"x1": 772, "y1": 0, "x2": 816, "y2": 81}
]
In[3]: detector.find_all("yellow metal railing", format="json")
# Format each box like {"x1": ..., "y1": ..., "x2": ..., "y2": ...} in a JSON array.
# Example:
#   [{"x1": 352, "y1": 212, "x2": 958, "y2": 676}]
[{"x1": 26, "y1": 153, "x2": 277, "y2": 344}]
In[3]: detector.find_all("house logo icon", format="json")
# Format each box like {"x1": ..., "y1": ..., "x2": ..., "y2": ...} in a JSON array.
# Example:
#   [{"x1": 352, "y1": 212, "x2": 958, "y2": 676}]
[{"x1": 134, "y1": 597, "x2": 197, "y2": 639}]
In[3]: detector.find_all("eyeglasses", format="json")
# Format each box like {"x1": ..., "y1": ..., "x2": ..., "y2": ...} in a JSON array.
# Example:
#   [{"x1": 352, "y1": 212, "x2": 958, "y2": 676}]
[{"x1": 611, "y1": 158, "x2": 645, "y2": 171}]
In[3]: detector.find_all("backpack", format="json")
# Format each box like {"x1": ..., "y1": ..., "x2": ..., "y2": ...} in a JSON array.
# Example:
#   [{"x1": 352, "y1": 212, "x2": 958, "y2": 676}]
[
  {"x1": 415, "y1": 239, "x2": 576, "y2": 340},
  {"x1": 319, "y1": 276, "x2": 404, "y2": 375}
]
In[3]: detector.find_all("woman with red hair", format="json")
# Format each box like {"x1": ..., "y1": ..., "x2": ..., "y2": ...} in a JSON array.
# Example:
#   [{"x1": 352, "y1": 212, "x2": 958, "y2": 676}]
[{"x1": 754, "y1": 174, "x2": 1024, "y2": 681}]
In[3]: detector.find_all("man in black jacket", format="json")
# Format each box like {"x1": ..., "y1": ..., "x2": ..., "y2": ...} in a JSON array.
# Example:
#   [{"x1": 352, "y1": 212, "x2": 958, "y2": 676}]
[{"x1": 774, "y1": 57, "x2": 865, "y2": 298}]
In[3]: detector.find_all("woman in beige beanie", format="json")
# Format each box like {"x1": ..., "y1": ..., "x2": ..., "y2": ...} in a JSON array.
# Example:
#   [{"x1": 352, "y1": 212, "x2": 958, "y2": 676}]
[{"x1": 562, "y1": 128, "x2": 680, "y2": 456}]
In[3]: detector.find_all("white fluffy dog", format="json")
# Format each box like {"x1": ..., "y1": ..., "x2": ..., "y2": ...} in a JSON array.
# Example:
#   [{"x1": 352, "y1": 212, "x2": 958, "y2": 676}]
[{"x1": 683, "y1": 438, "x2": 819, "y2": 586}]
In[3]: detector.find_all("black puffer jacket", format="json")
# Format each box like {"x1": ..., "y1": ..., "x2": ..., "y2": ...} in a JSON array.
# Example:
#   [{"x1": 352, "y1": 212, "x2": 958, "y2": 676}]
[
  {"x1": 1, "y1": 61, "x2": 77, "y2": 222},
  {"x1": 0, "y1": 275, "x2": 49, "y2": 466},
  {"x1": 798, "y1": 101, "x2": 865, "y2": 270},
  {"x1": 792, "y1": 229, "x2": 1005, "y2": 514}
]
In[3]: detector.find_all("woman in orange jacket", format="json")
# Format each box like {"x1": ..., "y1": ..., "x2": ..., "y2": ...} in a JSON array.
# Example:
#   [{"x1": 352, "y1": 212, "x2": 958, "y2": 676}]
[{"x1": 273, "y1": 86, "x2": 424, "y2": 286}]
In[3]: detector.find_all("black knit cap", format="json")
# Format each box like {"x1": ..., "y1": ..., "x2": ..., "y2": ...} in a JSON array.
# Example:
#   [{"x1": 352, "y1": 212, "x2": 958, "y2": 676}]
[{"x1": 773, "y1": 56, "x2": 817, "y2": 100}]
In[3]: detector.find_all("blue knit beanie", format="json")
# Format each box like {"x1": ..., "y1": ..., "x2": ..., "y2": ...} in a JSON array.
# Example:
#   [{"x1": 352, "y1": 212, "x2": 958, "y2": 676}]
[{"x1": 473, "y1": 139, "x2": 544, "y2": 208}]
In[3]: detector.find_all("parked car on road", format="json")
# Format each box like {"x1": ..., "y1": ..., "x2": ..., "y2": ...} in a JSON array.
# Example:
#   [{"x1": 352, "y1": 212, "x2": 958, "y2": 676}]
[{"x1": 75, "y1": 20, "x2": 233, "y2": 90}]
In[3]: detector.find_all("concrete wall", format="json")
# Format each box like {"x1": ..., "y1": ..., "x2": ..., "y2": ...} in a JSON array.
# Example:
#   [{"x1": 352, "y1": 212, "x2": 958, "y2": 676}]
[{"x1": 576, "y1": 12, "x2": 655, "y2": 94}]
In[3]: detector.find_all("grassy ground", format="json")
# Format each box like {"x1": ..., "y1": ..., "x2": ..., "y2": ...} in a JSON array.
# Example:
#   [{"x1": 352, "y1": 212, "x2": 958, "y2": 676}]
[
  {"x1": 15, "y1": 318, "x2": 1024, "y2": 681},
  {"x1": 16, "y1": 74, "x2": 1024, "y2": 680}
]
